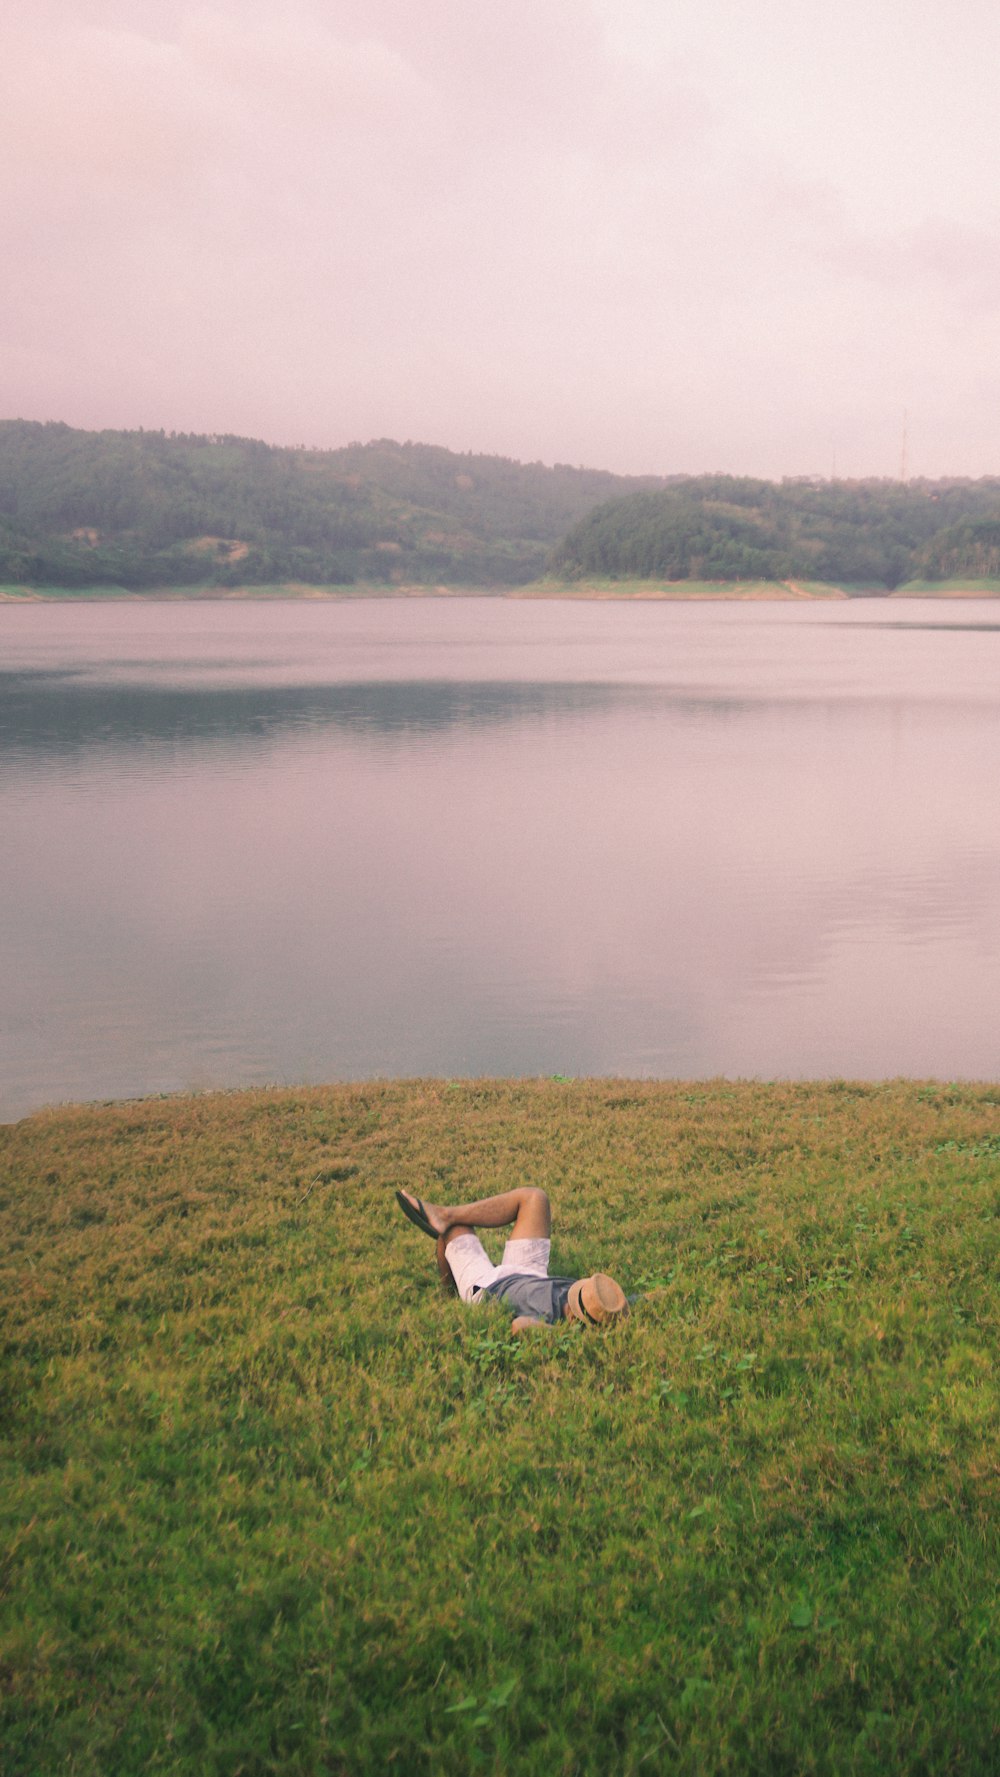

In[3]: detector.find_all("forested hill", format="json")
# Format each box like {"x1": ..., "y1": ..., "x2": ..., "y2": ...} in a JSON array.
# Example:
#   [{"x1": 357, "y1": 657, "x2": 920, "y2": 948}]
[
  {"x1": 0, "y1": 421, "x2": 665, "y2": 591},
  {"x1": 552, "y1": 475, "x2": 1000, "y2": 590},
  {"x1": 4, "y1": 422, "x2": 1000, "y2": 592}
]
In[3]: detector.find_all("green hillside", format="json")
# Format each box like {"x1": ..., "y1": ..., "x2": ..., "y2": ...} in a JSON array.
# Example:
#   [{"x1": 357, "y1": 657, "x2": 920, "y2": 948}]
[
  {"x1": 552, "y1": 475, "x2": 1000, "y2": 591},
  {"x1": 6, "y1": 423, "x2": 1000, "y2": 594},
  {"x1": 0, "y1": 421, "x2": 664, "y2": 592}
]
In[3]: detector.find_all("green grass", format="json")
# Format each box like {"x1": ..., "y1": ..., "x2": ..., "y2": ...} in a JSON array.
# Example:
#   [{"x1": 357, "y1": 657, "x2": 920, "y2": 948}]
[
  {"x1": 1, "y1": 1079, "x2": 998, "y2": 1774},
  {"x1": 894, "y1": 578, "x2": 1000, "y2": 597}
]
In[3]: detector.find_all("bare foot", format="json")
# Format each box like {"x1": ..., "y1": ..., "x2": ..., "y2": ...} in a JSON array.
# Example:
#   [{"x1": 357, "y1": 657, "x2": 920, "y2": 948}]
[{"x1": 398, "y1": 1189, "x2": 448, "y2": 1236}]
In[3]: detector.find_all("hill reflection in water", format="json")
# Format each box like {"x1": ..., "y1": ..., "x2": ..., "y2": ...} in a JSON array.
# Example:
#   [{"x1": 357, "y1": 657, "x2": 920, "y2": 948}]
[{"x1": 0, "y1": 672, "x2": 753, "y2": 760}]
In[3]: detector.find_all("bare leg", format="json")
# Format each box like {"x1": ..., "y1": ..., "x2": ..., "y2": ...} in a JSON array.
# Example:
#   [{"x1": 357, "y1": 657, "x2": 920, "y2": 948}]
[
  {"x1": 399, "y1": 1185, "x2": 551, "y2": 1243},
  {"x1": 435, "y1": 1235, "x2": 457, "y2": 1295}
]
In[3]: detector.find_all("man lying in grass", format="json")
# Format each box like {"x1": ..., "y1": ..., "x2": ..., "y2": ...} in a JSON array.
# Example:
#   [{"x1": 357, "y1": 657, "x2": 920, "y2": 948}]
[{"x1": 396, "y1": 1185, "x2": 628, "y2": 1332}]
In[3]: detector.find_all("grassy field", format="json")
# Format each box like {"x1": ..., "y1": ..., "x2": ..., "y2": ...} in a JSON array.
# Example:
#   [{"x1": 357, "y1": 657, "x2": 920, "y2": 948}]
[{"x1": 1, "y1": 1079, "x2": 998, "y2": 1774}]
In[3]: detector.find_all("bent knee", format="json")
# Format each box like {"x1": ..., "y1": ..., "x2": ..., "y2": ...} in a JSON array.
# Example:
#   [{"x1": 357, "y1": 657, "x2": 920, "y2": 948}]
[{"x1": 514, "y1": 1186, "x2": 551, "y2": 1237}]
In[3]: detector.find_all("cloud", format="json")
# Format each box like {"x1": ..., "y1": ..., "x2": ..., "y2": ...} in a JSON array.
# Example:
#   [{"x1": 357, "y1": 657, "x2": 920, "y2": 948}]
[
  {"x1": 3, "y1": 0, "x2": 1000, "y2": 476},
  {"x1": 828, "y1": 218, "x2": 1000, "y2": 315}
]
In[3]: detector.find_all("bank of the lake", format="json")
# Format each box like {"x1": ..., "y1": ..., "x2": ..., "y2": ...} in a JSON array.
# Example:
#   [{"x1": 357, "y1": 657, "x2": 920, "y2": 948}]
[
  {"x1": 4, "y1": 579, "x2": 833, "y2": 601},
  {"x1": 6, "y1": 576, "x2": 1000, "y2": 600},
  {"x1": 2, "y1": 1079, "x2": 997, "y2": 1775}
]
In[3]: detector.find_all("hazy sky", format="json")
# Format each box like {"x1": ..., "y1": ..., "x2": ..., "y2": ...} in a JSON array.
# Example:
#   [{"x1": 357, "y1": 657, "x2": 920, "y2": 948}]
[{"x1": 5, "y1": 0, "x2": 1000, "y2": 477}]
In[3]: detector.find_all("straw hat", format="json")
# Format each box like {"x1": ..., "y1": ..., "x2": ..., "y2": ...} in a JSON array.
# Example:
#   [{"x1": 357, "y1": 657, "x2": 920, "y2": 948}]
[{"x1": 566, "y1": 1273, "x2": 628, "y2": 1326}]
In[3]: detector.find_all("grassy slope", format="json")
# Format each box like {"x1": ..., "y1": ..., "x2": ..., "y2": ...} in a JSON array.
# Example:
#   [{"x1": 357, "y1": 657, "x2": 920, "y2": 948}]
[{"x1": 2, "y1": 1081, "x2": 997, "y2": 1773}]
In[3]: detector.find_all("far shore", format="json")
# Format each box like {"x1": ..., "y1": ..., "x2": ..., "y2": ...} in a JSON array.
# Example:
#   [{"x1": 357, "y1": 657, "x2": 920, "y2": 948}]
[{"x1": 4, "y1": 576, "x2": 1000, "y2": 603}]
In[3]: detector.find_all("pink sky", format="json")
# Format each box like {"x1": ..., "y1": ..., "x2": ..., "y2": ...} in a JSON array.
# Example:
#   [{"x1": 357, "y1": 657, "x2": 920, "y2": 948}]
[{"x1": 4, "y1": 0, "x2": 1000, "y2": 478}]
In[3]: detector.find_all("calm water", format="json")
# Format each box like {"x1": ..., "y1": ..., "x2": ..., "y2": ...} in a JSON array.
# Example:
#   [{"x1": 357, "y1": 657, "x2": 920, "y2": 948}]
[{"x1": 3, "y1": 597, "x2": 1000, "y2": 1119}]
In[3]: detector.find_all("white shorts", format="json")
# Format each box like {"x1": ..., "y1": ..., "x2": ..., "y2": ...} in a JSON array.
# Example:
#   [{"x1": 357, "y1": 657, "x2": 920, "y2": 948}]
[{"x1": 446, "y1": 1234, "x2": 551, "y2": 1304}]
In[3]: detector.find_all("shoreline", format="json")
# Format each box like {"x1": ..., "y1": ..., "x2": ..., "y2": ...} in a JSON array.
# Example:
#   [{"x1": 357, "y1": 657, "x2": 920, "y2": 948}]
[
  {"x1": 6, "y1": 1071, "x2": 1000, "y2": 1127},
  {"x1": 6, "y1": 576, "x2": 1000, "y2": 603}
]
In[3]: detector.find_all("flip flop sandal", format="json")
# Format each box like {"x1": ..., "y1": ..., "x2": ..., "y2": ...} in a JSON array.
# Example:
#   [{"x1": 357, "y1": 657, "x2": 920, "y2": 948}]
[{"x1": 395, "y1": 1190, "x2": 437, "y2": 1237}]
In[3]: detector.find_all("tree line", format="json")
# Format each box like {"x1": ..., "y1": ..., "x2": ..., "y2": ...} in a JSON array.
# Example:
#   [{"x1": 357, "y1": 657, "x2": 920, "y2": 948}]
[
  {"x1": 551, "y1": 475, "x2": 1000, "y2": 589},
  {"x1": 0, "y1": 421, "x2": 662, "y2": 590},
  {"x1": 2, "y1": 421, "x2": 1000, "y2": 591}
]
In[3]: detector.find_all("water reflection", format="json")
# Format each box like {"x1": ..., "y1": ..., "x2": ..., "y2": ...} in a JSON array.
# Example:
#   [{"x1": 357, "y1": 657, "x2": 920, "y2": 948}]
[
  {"x1": 0, "y1": 672, "x2": 707, "y2": 757},
  {"x1": 3, "y1": 598, "x2": 1000, "y2": 1117},
  {"x1": 832, "y1": 620, "x2": 1000, "y2": 633}
]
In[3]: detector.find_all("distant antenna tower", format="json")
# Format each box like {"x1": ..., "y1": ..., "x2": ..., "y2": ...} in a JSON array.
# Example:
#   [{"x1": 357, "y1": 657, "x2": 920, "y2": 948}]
[{"x1": 900, "y1": 409, "x2": 909, "y2": 482}]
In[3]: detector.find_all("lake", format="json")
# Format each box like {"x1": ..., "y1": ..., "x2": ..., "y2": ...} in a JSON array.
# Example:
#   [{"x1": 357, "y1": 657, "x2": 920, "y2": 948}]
[{"x1": 3, "y1": 596, "x2": 1000, "y2": 1120}]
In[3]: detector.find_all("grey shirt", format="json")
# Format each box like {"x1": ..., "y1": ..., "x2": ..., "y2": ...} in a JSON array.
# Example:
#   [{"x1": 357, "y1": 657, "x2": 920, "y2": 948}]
[{"x1": 477, "y1": 1272, "x2": 578, "y2": 1325}]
